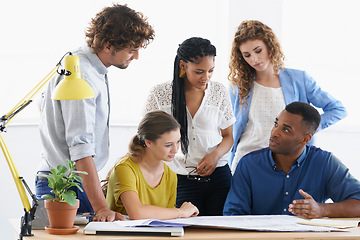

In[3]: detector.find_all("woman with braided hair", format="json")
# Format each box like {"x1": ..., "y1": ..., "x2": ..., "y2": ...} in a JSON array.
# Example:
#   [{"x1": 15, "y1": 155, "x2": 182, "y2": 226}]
[{"x1": 145, "y1": 37, "x2": 235, "y2": 215}]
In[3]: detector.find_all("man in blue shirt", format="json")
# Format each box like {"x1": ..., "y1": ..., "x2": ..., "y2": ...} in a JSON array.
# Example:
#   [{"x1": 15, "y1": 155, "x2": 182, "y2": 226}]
[{"x1": 223, "y1": 102, "x2": 360, "y2": 219}]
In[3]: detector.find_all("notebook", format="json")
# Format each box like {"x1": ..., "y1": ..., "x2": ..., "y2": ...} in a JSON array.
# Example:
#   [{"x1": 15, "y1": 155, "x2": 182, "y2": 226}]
[{"x1": 83, "y1": 221, "x2": 184, "y2": 237}]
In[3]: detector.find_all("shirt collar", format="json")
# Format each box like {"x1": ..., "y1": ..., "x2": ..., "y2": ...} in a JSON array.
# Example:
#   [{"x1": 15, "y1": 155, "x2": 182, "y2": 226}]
[
  {"x1": 81, "y1": 44, "x2": 108, "y2": 75},
  {"x1": 295, "y1": 146, "x2": 308, "y2": 166},
  {"x1": 269, "y1": 146, "x2": 308, "y2": 170}
]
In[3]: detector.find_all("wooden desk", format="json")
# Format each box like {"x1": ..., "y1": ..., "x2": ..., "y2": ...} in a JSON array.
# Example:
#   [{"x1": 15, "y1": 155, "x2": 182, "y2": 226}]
[{"x1": 11, "y1": 219, "x2": 360, "y2": 240}]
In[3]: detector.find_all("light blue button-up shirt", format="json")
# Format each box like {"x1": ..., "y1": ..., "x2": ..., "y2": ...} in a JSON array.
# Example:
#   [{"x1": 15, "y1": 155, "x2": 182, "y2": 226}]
[
  {"x1": 39, "y1": 45, "x2": 110, "y2": 171},
  {"x1": 228, "y1": 68, "x2": 347, "y2": 164}
]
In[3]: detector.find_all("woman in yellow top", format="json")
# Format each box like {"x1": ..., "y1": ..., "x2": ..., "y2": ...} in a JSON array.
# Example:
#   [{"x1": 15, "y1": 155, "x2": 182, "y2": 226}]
[{"x1": 104, "y1": 111, "x2": 199, "y2": 220}]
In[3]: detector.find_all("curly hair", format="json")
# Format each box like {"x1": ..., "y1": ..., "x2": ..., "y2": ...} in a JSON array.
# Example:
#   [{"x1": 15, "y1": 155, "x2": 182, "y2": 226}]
[
  {"x1": 228, "y1": 20, "x2": 284, "y2": 109},
  {"x1": 172, "y1": 37, "x2": 216, "y2": 154},
  {"x1": 85, "y1": 4, "x2": 155, "y2": 53}
]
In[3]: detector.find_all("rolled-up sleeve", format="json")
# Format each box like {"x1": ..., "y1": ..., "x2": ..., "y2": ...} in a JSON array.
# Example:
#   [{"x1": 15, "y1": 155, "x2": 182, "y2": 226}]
[{"x1": 61, "y1": 98, "x2": 97, "y2": 161}]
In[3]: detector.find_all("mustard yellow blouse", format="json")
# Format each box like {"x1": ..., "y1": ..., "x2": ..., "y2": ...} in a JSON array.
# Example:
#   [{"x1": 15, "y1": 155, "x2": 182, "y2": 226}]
[{"x1": 106, "y1": 157, "x2": 177, "y2": 215}]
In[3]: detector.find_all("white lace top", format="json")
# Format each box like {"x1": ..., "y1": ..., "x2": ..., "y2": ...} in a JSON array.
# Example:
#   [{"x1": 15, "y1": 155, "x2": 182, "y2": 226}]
[
  {"x1": 145, "y1": 81, "x2": 236, "y2": 175},
  {"x1": 231, "y1": 81, "x2": 285, "y2": 173}
]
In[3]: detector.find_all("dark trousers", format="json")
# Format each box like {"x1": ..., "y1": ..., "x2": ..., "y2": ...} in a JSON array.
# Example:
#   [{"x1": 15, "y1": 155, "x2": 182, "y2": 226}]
[
  {"x1": 35, "y1": 171, "x2": 94, "y2": 214},
  {"x1": 176, "y1": 164, "x2": 231, "y2": 216}
]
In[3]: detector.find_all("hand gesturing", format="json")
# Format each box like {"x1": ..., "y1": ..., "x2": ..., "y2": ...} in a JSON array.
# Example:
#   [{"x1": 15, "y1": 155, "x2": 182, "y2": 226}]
[{"x1": 288, "y1": 189, "x2": 324, "y2": 219}]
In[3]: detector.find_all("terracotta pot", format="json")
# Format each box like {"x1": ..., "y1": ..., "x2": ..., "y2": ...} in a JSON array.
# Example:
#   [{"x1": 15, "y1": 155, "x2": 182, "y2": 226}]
[{"x1": 44, "y1": 199, "x2": 79, "y2": 229}]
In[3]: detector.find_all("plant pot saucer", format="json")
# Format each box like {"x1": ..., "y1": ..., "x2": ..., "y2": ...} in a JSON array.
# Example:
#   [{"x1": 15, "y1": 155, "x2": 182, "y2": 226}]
[{"x1": 45, "y1": 225, "x2": 80, "y2": 235}]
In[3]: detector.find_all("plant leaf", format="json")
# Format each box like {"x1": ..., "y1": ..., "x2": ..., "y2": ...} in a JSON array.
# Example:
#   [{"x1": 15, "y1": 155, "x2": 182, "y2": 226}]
[
  {"x1": 67, "y1": 159, "x2": 75, "y2": 169},
  {"x1": 72, "y1": 170, "x2": 88, "y2": 175},
  {"x1": 48, "y1": 177, "x2": 56, "y2": 189},
  {"x1": 41, "y1": 194, "x2": 54, "y2": 200},
  {"x1": 67, "y1": 182, "x2": 82, "y2": 191},
  {"x1": 63, "y1": 191, "x2": 77, "y2": 206},
  {"x1": 73, "y1": 175, "x2": 83, "y2": 183},
  {"x1": 57, "y1": 165, "x2": 67, "y2": 174},
  {"x1": 55, "y1": 178, "x2": 67, "y2": 191}
]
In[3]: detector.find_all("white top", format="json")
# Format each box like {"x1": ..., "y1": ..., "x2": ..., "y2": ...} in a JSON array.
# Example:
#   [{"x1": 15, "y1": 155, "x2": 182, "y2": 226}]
[
  {"x1": 145, "y1": 81, "x2": 236, "y2": 175},
  {"x1": 231, "y1": 81, "x2": 285, "y2": 173}
]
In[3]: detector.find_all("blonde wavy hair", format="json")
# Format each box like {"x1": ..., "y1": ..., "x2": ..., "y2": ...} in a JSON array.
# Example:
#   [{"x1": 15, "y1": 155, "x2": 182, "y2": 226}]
[{"x1": 228, "y1": 20, "x2": 285, "y2": 109}]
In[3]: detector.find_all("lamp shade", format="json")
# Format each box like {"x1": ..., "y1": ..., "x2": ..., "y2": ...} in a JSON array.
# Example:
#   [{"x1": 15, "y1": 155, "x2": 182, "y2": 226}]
[{"x1": 52, "y1": 55, "x2": 95, "y2": 100}]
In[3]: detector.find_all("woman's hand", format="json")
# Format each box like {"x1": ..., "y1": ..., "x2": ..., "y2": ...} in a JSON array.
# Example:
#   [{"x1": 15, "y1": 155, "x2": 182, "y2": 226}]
[
  {"x1": 196, "y1": 152, "x2": 218, "y2": 176},
  {"x1": 178, "y1": 202, "x2": 199, "y2": 218},
  {"x1": 196, "y1": 126, "x2": 233, "y2": 176}
]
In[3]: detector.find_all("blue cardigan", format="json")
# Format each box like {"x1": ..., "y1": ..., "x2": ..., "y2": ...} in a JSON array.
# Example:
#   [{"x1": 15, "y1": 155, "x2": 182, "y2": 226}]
[{"x1": 229, "y1": 68, "x2": 347, "y2": 164}]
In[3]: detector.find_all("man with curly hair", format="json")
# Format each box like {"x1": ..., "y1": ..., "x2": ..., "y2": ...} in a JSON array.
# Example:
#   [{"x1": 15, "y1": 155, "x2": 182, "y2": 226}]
[{"x1": 36, "y1": 4, "x2": 154, "y2": 222}]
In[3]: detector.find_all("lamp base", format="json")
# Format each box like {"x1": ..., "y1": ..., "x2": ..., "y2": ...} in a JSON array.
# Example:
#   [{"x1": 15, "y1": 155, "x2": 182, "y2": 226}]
[{"x1": 19, "y1": 209, "x2": 34, "y2": 240}]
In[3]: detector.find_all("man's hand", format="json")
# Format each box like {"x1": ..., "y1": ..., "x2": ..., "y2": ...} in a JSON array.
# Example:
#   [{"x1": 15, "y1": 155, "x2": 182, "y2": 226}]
[
  {"x1": 92, "y1": 206, "x2": 126, "y2": 222},
  {"x1": 288, "y1": 189, "x2": 324, "y2": 219},
  {"x1": 75, "y1": 157, "x2": 126, "y2": 222}
]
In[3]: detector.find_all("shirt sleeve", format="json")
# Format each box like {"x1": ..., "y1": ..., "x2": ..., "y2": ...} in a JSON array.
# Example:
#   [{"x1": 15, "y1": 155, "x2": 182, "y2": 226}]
[
  {"x1": 144, "y1": 86, "x2": 161, "y2": 113},
  {"x1": 60, "y1": 98, "x2": 96, "y2": 160},
  {"x1": 302, "y1": 71, "x2": 347, "y2": 131},
  {"x1": 326, "y1": 154, "x2": 360, "y2": 202},
  {"x1": 218, "y1": 83, "x2": 236, "y2": 130},
  {"x1": 111, "y1": 161, "x2": 138, "y2": 208},
  {"x1": 223, "y1": 157, "x2": 252, "y2": 215}
]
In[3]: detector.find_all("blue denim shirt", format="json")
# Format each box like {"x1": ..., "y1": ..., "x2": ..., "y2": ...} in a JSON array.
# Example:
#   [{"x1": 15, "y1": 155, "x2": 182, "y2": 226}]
[
  {"x1": 228, "y1": 68, "x2": 347, "y2": 164},
  {"x1": 223, "y1": 146, "x2": 360, "y2": 216},
  {"x1": 39, "y1": 45, "x2": 110, "y2": 171}
]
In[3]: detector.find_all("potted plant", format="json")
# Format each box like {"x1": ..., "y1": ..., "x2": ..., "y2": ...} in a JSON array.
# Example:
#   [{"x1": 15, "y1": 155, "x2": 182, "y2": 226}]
[{"x1": 41, "y1": 159, "x2": 87, "y2": 234}]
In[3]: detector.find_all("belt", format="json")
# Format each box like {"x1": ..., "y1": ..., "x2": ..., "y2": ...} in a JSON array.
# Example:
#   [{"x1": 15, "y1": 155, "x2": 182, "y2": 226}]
[{"x1": 36, "y1": 171, "x2": 50, "y2": 181}]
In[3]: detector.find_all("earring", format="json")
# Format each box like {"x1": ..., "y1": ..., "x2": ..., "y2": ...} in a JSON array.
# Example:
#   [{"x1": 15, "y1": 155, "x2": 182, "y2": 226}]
[{"x1": 179, "y1": 69, "x2": 186, "y2": 78}]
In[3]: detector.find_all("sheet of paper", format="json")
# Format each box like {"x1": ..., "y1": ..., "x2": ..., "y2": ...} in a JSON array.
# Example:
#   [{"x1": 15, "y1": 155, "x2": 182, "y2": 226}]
[
  {"x1": 297, "y1": 218, "x2": 360, "y2": 229},
  {"x1": 165, "y1": 215, "x2": 343, "y2": 232},
  {"x1": 113, "y1": 215, "x2": 345, "y2": 232}
]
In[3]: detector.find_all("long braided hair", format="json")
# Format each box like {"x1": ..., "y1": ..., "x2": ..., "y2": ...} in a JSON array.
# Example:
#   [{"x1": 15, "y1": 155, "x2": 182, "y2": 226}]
[{"x1": 172, "y1": 37, "x2": 216, "y2": 154}]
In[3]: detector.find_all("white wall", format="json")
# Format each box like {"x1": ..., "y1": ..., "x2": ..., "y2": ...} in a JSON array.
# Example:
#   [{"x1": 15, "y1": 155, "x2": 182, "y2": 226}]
[
  {"x1": 1, "y1": 0, "x2": 360, "y2": 238},
  {"x1": 281, "y1": 0, "x2": 360, "y2": 128}
]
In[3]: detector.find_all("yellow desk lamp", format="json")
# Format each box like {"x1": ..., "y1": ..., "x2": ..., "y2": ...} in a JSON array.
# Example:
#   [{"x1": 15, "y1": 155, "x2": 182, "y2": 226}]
[{"x1": 0, "y1": 52, "x2": 95, "y2": 239}]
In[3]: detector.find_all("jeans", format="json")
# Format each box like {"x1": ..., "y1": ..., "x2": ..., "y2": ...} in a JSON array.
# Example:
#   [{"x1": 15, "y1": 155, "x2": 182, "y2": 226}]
[
  {"x1": 35, "y1": 171, "x2": 94, "y2": 215},
  {"x1": 176, "y1": 164, "x2": 231, "y2": 216}
]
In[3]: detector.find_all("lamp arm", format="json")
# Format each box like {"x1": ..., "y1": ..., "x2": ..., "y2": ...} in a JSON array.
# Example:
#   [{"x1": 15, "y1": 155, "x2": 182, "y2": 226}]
[
  {"x1": 0, "y1": 63, "x2": 60, "y2": 239},
  {"x1": 1, "y1": 65, "x2": 59, "y2": 129},
  {"x1": 0, "y1": 134, "x2": 31, "y2": 211}
]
